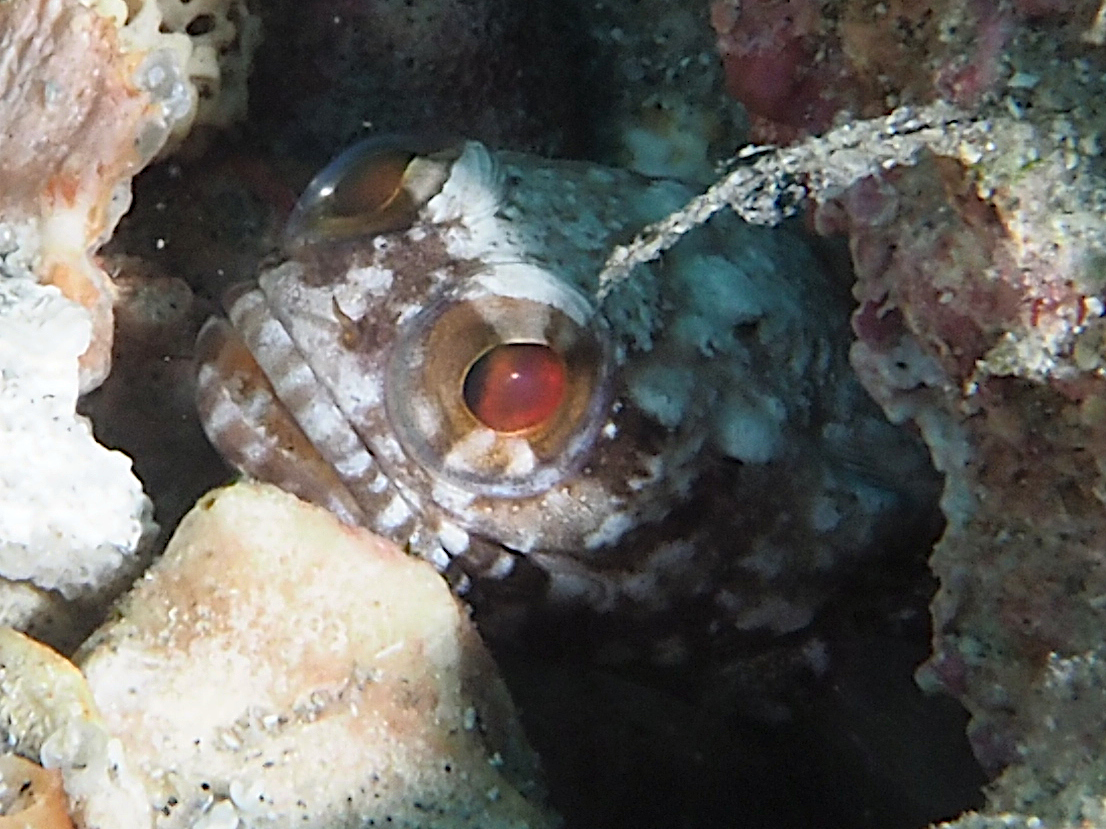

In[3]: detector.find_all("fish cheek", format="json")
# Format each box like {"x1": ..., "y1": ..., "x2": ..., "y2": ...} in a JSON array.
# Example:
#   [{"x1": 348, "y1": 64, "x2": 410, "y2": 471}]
[{"x1": 194, "y1": 317, "x2": 369, "y2": 527}]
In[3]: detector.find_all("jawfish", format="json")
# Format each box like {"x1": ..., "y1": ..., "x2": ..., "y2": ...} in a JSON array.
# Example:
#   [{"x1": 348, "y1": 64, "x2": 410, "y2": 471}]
[{"x1": 195, "y1": 138, "x2": 936, "y2": 656}]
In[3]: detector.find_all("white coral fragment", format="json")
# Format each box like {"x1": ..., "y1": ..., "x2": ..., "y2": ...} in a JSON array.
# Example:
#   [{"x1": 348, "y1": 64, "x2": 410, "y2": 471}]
[
  {"x1": 0, "y1": 280, "x2": 153, "y2": 607},
  {"x1": 119, "y1": 0, "x2": 262, "y2": 148}
]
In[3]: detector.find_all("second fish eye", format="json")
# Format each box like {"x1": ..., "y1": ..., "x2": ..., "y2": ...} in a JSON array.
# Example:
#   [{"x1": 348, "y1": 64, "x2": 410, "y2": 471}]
[{"x1": 283, "y1": 135, "x2": 460, "y2": 249}]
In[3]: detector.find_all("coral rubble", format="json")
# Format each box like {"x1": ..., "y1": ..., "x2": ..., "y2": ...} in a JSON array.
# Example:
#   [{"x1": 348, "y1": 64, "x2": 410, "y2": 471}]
[
  {"x1": 0, "y1": 277, "x2": 154, "y2": 652},
  {"x1": 0, "y1": 0, "x2": 159, "y2": 391},
  {"x1": 0, "y1": 486, "x2": 558, "y2": 827},
  {"x1": 0, "y1": 0, "x2": 258, "y2": 651},
  {"x1": 21, "y1": 0, "x2": 1106, "y2": 823},
  {"x1": 66, "y1": 483, "x2": 555, "y2": 829},
  {"x1": 0, "y1": 753, "x2": 74, "y2": 829}
]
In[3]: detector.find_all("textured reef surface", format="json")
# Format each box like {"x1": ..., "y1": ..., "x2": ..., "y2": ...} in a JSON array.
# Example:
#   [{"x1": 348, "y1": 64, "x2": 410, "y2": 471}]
[
  {"x1": 693, "y1": 2, "x2": 1106, "y2": 826},
  {"x1": 7, "y1": 0, "x2": 1106, "y2": 827}
]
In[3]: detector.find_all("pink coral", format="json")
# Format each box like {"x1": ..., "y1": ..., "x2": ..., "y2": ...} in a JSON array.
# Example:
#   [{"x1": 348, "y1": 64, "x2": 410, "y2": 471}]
[
  {"x1": 813, "y1": 141, "x2": 1106, "y2": 781},
  {"x1": 0, "y1": 0, "x2": 159, "y2": 391},
  {"x1": 710, "y1": 0, "x2": 849, "y2": 142},
  {"x1": 709, "y1": 0, "x2": 1099, "y2": 144}
]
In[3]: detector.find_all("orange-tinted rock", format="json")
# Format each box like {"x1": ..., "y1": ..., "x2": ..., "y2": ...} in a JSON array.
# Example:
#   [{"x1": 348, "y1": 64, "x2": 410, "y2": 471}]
[
  {"x1": 77, "y1": 483, "x2": 559, "y2": 829},
  {"x1": 0, "y1": 0, "x2": 155, "y2": 391}
]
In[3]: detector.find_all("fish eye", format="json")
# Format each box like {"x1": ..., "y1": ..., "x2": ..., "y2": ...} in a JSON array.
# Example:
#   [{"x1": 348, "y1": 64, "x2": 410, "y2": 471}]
[
  {"x1": 283, "y1": 135, "x2": 459, "y2": 249},
  {"x1": 462, "y1": 343, "x2": 569, "y2": 433},
  {"x1": 386, "y1": 262, "x2": 613, "y2": 498}
]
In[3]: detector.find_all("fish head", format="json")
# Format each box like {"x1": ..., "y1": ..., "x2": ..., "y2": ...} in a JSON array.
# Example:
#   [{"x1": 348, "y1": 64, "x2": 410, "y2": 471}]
[{"x1": 196, "y1": 136, "x2": 938, "y2": 646}]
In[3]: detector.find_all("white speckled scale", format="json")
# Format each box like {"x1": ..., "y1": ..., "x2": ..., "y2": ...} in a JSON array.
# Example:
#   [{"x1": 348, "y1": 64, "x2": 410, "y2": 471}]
[{"x1": 196, "y1": 139, "x2": 937, "y2": 652}]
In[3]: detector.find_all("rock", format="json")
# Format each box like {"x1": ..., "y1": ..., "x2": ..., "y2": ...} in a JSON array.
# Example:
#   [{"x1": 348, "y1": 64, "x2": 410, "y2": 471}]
[
  {"x1": 0, "y1": 628, "x2": 149, "y2": 829},
  {"x1": 75, "y1": 482, "x2": 558, "y2": 829},
  {"x1": 0, "y1": 754, "x2": 74, "y2": 829},
  {"x1": 0, "y1": 278, "x2": 155, "y2": 653}
]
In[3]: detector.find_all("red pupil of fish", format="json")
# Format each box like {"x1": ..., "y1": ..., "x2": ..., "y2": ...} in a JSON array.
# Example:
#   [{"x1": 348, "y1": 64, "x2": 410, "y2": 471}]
[{"x1": 463, "y1": 343, "x2": 567, "y2": 433}]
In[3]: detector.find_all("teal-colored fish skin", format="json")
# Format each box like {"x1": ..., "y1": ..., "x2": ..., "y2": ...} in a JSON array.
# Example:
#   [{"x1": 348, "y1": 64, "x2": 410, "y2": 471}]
[{"x1": 196, "y1": 139, "x2": 939, "y2": 655}]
